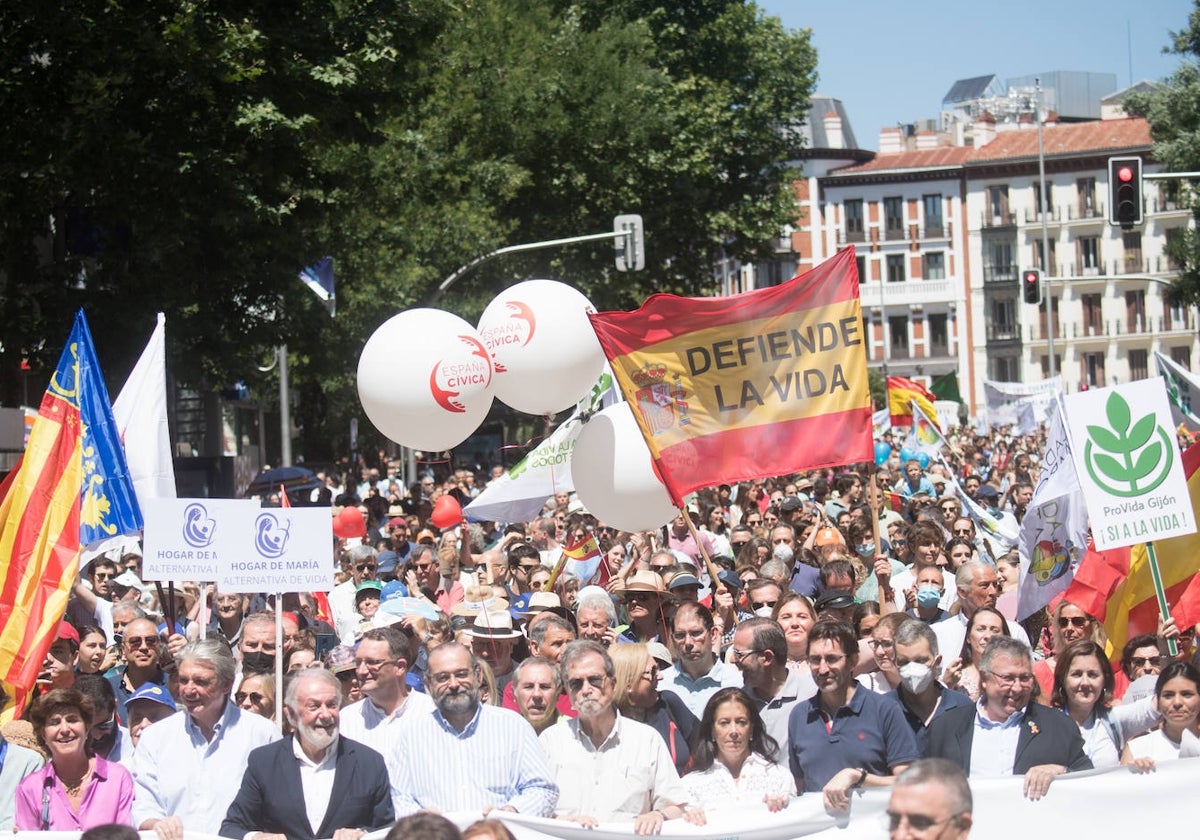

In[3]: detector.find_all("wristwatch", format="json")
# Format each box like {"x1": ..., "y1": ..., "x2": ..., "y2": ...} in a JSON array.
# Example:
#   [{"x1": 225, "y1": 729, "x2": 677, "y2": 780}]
[{"x1": 853, "y1": 767, "x2": 868, "y2": 787}]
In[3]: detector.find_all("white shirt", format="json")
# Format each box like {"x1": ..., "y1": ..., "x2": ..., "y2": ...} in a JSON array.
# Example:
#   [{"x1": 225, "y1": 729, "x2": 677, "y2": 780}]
[
  {"x1": 1128, "y1": 727, "x2": 1200, "y2": 762},
  {"x1": 327, "y1": 580, "x2": 359, "y2": 643},
  {"x1": 933, "y1": 611, "x2": 1029, "y2": 662},
  {"x1": 294, "y1": 736, "x2": 338, "y2": 835},
  {"x1": 540, "y1": 711, "x2": 689, "y2": 821},
  {"x1": 339, "y1": 689, "x2": 434, "y2": 782},
  {"x1": 969, "y1": 701, "x2": 1024, "y2": 777},
  {"x1": 682, "y1": 752, "x2": 794, "y2": 809},
  {"x1": 131, "y1": 701, "x2": 280, "y2": 833}
]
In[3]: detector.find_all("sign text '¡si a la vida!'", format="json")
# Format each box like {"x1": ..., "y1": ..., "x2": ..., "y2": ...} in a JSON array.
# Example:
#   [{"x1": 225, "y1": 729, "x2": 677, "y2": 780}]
[{"x1": 682, "y1": 317, "x2": 862, "y2": 412}]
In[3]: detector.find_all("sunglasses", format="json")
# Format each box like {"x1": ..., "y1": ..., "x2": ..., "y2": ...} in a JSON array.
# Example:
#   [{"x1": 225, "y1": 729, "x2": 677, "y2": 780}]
[
  {"x1": 1129, "y1": 655, "x2": 1162, "y2": 668},
  {"x1": 749, "y1": 599, "x2": 777, "y2": 611},
  {"x1": 1057, "y1": 616, "x2": 1092, "y2": 629},
  {"x1": 93, "y1": 572, "x2": 114, "y2": 581},
  {"x1": 355, "y1": 564, "x2": 378, "y2": 572},
  {"x1": 125, "y1": 636, "x2": 160, "y2": 649},
  {"x1": 235, "y1": 691, "x2": 267, "y2": 706},
  {"x1": 566, "y1": 675, "x2": 607, "y2": 693}
]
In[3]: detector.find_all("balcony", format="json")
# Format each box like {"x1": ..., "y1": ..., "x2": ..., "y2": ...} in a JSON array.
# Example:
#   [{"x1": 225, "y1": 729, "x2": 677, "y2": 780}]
[
  {"x1": 916, "y1": 223, "x2": 949, "y2": 242},
  {"x1": 1067, "y1": 262, "x2": 1106, "y2": 277},
  {"x1": 884, "y1": 225, "x2": 906, "y2": 241},
  {"x1": 858, "y1": 278, "x2": 956, "y2": 309},
  {"x1": 985, "y1": 324, "x2": 1021, "y2": 342},
  {"x1": 1147, "y1": 196, "x2": 1189, "y2": 215},
  {"x1": 981, "y1": 212, "x2": 1016, "y2": 229},
  {"x1": 983, "y1": 265, "x2": 1017, "y2": 284},
  {"x1": 1022, "y1": 204, "x2": 1106, "y2": 225},
  {"x1": 839, "y1": 228, "x2": 866, "y2": 245}
]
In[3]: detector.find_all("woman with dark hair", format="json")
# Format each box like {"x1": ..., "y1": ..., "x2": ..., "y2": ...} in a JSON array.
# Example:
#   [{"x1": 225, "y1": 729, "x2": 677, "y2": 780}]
[
  {"x1": 941, "y1": 606, "x2": 1010, "y2": 701},
  {"x1": 15, "y1": 688, "x2": 134, "y2": 829},
  {"x1": 1050, "y1": 639, "x2": 1159, "y2": 768},
  {"x1": 943, "y1": 537, "x2": 976, "y2": 570},
  {"x1": 75, "y1": 626, "x2": 115, "y2": 676},
  {"x1": 681, "y1": 688, "x2": 794, "y2": 824},
  {"x1": 1127, "y1": 660, "x2": 1200, "y2": 764}
]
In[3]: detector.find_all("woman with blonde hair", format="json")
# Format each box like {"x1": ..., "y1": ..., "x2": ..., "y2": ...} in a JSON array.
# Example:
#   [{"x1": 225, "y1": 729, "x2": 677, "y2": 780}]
[
  {"x1": 609, "y1": 643, "x2": 697, "y2": 773},
  {"x1": 1033, "y1": 600, "x2": 1105, "y2": 699}
]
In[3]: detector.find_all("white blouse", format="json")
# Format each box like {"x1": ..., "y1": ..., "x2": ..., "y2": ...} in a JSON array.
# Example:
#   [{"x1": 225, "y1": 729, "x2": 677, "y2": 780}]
[{"x1": 683, "y1": 752, "x2": 795, "y2": 810}]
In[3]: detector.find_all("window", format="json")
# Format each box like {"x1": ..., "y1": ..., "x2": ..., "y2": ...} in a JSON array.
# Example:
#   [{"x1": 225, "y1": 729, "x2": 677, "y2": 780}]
[
  {"x1": 1165, "y1": 297, "x2": 1188, "y2": 331},
  {"x1": 923, "y1": 195, "x2": 943, "y2": 235},
  {"x1": 1032, "y1": 181, "x2": 1051, "y2": 214},
  {"x1": 984, "y1": 242, "x2": 1014, "y2": 282},
  {"x1": 886, "y1": 254, "x2": 906, "y2": 283},
  {"x1": 856, "y1": 256, "x2": 867, "y2": 284},
  {"x1": 990, "y1": 356, "x2": 1019, "y2": 381},
  {"x1": 991, "y1": 299, "x2": 1016, "y2": 340},
  {"x1": 1083, "y1": 352, "x2": 1106, "y2": 388},
  {"x1": 1126, "y1": 290, "x2": 1146, "y2": 332},
  {"x1": 1078, "y1": 236, "x2": 1101, "y2": 272},
  {"x1": 888, "y1": 315, "x2": 910, "y2": 358},
  {"x1": 845, "y1": 199, "x2": 864, "y2": 241},
  {"x1": 923, "y1": 252, "x2": 946, "y2": 279},
  {"x1": 1040, "y1": 355, "x2": 1062, "y2": 378},
  {"x1": 1034, "y1": 238, "x2": 1057, "y2": 275},
  {"x1": 1166, "y1": 228, "x2": 1184, "y2": 270},
  {"x1": 1122, "y1": 230, "x2": 1143, "y2": 274},
  {"x1": 1129, "y1": 349, "x2": 1149, "y2": 380},
  {"x1": 929, "y1": 314, "x2": 949, "y2": 354},
  {"x1": 884, "y1": 197, "x2": 904, "y2": 239},
  {"x1": 1077, "y1": 178, "x2": 1098, "y2": 217},
  {"x1": 1172, "y1": 345, "x2": 1192, "y2": 370},
  {"x1": 987, "y1": 185, "x2": 1009, "y2": 222},
  {"x1": 1038, "y1": 295, "x2": 1061, "y2": 339},
  {"x1": 1081, "y1": 294, "x2": 1103, "y2": 335}
]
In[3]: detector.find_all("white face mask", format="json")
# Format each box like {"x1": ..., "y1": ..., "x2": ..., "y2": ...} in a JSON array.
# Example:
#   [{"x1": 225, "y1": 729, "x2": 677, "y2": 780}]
[
  {"x1": 754, "y1": 606, "x2": 775, "y2": 619},
  {"x1": 899, "y1": 661, "x2": 934, "y2": 694}
]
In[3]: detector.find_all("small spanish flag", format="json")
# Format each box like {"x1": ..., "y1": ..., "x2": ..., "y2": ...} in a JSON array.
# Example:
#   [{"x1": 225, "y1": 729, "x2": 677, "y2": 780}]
[
  {"x1": 887, "y1": 376, "x2": 938, "y2": 427},
  {"x1": 561, "y1": 531, "x2": 606, "y2": 586}
]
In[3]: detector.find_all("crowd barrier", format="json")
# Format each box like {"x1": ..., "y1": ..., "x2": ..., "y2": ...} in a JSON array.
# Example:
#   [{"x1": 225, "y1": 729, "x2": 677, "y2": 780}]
[{"x1": 15, "y1": 758, "x2": 1197, "y2": 840}]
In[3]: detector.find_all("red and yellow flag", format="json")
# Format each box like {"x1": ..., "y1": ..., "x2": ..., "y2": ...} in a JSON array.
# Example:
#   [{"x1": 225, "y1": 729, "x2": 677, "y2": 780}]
[
  {"x1": 1065, "y1": 441, "x2": 1200, "y2": 661},
  {"x1": 887, "y1": 376, "x2": 938, "y2": 426},
  {"x1": 0, "y1": 332, "x2": 85, "y2": 708},
  {"x1": 588, "y1": 248, "x2": 872, "y2": 506}
]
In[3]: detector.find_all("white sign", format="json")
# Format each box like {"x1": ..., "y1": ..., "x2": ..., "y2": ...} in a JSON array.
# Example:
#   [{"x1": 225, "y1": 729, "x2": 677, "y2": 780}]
[
  {"x1": 143, "y1": 498, "x2": 334, "y2": 593},
  {"x1": 984, "y1": 376, "x2": 1062, "y2": 427},
  {"x1": 1063, "y1": 378, "x2": 1197, "y2": 549}
]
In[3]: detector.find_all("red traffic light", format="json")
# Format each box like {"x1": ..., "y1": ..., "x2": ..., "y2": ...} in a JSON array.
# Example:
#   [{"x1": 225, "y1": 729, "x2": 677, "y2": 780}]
[
  {"x1": 1023, "y1": 271, "x2": 1038, "y2": 284},
  {"x1": 1117, "y1": 166, "x2": 1134, "y2": 183}
]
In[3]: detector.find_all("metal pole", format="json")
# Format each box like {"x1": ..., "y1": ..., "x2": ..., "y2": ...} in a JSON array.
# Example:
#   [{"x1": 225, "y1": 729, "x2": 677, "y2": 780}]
[
  {"x1": 880, "y1": 268, "x2": 889, "y2": 378},
  {"x1": 1036, "y1": 79, "x2": 1055, "y2": 380},
  {"x1": 279, "y1": 344, "x2": 292, "y2": 467}
]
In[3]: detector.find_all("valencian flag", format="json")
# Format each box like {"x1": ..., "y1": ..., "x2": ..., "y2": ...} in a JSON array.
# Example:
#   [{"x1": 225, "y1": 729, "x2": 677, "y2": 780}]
[
  {"x1": 1064, "y1": 440, "x2": 1200, "y2": 661},
  {"x1": 0, "y1": 311, "x2": 142, "y2": 711},
  {"x1": 887, "y1": 376, "x2": 938, "y2": 427},
  {"x1": 588, "y1": 247, "x2": 872, "y2": 506}
]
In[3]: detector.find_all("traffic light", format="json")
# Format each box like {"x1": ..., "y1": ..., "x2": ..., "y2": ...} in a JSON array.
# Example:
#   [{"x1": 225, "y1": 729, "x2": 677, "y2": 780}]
[
  {"x1": 613, "y1": 214, "x2": 645, "y2": 272},
  {"x1": 1022, "y1": 268, "x2": 1042, "y2": 305},
  {"x1": 1108, "y1": 156, "x2": 1143, "y2": 228}
]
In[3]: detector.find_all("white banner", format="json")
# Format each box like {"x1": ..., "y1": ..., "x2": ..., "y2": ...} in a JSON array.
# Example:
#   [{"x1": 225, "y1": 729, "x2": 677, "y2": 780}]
[
  {"x1": 143, "y1": 498, "x2": 334, "y2": 593},
  {"x1": 13, "y1": 759, "x2": 1199, "y2": 840},
  {"x1": 983, "y1": 376, "x2": 1062, "y2": 428},
  {"x1": 1063, "y1": 378, "x2": 1197, "y2": 550}
]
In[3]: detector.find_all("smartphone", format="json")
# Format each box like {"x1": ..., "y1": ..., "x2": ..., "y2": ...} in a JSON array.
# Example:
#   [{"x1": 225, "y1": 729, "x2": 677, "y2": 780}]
[{"x1": 314, "y1": 633, "x2": 336, "y2": 662}]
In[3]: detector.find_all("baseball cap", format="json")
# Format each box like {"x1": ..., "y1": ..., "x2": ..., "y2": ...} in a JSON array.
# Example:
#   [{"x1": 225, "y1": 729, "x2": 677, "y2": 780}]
[
  {"x1": 125, "y1": 683, "x2": 176, "y2": 712},
  {"x1": 976, "y1": 485, "x2": 1000, "y2": 500},
  {"x1": 814, "y1": 590, "x2": 856, "y2": 611}
]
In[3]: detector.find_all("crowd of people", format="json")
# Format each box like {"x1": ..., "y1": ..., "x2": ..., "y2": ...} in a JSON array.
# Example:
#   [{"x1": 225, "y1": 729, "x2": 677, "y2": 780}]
[{"x1": 2, "y1": 422, "x2": 1199, "y2": 839}]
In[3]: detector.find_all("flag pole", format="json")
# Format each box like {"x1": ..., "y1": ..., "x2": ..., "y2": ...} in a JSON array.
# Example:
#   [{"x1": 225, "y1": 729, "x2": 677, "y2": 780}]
[
  {"x1": 274, "y1": 595, "x2": 284, "y2": 731},
  {"x1": 681, "y1": 508, "x2": 727, "y2": 602},
  {"x1": 869, "y1": 473, "x2": 885, "y2": 609},
  {"x1": 1145, "y1": 541, "x2": 1180, "y2": 657}
]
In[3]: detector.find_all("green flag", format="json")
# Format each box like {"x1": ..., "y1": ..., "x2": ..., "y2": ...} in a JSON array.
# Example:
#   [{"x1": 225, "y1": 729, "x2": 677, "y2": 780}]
[{"x1": 930, "y1": 371, "x2": 962, "y2": 403}]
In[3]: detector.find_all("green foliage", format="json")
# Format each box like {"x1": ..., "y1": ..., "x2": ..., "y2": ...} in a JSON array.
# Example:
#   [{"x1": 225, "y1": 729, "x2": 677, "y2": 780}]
[
  {"x1": 1125, "y1": 0, "x2": 1200, "y2": 304},
  {"x1": 0, "y1": 0, "x2": 816, "y2": 462}
]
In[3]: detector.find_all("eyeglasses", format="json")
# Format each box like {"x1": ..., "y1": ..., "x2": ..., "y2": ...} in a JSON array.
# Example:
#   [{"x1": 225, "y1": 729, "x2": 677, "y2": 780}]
[
  {"x1": 749, "y1": 599, "x2": 777, "y2": 611},
  {"x1": 730, "y1": 647, "x2": 763, "y2": 662},
  {"x1": 625, "y1": 592, "x2": 658, "y2": 603},
  {"x1": 745, "y1": 519, "x2": 762, "y2": 526},
  {"x1": 92, "y1": 713, "x2": 116, "y2": 734},
  {"x1": 1057, "y1": 615, "x2": 1092, "y2": 629},
  {"x1": 354, "y1": 657, "x2": 392, "y2": 671},
  {"x1": 414, "y1": 563, "x2": 434, "y2": 572},
  {"x1": 671, "y1": 628, "x2": 708, "y2": 641},
  {"x1": 92, "y1": 572, "x2": 114, "y2": 581},
  {"x1": 1130, "y1": 655, "x2": 1162, "y2": 669},
  {"x1": 986, "y1": 671, "x2": 1035, "y2": 687},
  {"x1": 566, "y1": 675, "x2": 607, "y2": 693},
  {"x1": 806, "y1": 654, "x2": 847, "y2": 667},
  {"x1": 430, "y1": 668, "x2": 473, "y2": 685},
  {"x1": 125, "y1": 636, "x2": 160, "y2": 649},
  {"x1": 355, "y1": 564, "x2": 378, "y2": 573},
  {"x1": 884, "y1": 811, "x2": 963, "y2": 833},
  {"x1": 868, "y1": 638, "x2": 895, "y2": 650},
  {"x1": 953, "y1": 528, "x2": 973, "y2": 536},
  {"x1": 235, "y1": 691, "x2": 266, "y2": 706}
]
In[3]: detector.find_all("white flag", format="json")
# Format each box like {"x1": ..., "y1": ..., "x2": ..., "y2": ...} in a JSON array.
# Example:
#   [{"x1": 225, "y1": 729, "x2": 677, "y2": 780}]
[
  {"x1": 112, "y1": 313, "x2": 177, "y2": 508},
  {"x1": 1016, "y1": 394, "x2": 1088, "y2": 619}
]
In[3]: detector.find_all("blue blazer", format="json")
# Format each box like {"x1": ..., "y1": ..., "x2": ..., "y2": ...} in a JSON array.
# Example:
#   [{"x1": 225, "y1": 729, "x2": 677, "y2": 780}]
[
  {"x1": 220, "y1": 735, "x2": 394, "y2": 840},
  {"x1": 924, "y1": 701, "x2": 1093, "y2": 775}
]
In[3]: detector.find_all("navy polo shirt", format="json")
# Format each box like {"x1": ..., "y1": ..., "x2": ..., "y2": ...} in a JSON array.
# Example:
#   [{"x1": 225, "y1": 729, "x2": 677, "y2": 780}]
[
  {"x1": 788, "y1": 686, "x2": 920, "y2": 792},
  {"x1": 884, "y1": 684, "x2": 973, "y2": 754}
]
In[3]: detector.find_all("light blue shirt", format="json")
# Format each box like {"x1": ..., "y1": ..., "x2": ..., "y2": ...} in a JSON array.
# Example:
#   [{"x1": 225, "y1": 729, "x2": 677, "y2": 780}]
[
  {"x1": 391, "y1": 703, "x2": 557, "y2": 818},
  {"x1": 0, "y1": 742, "x2": 44, "y2": 831},
  {"x1": 969, "y1": 700, "x2": 1024, "y2": 777},
  {"x1": 131, "y1": 701, "x2": 280, "y2": 832},
  {"x1": 659, "y1": 660, "x2": 743, "y2": 718}
]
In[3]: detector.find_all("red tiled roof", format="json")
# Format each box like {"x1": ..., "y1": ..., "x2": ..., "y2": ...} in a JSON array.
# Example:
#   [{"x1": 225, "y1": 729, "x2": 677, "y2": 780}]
[
  {"x1": 969, "y1": 117, "x2": 1150, "y2": 161},
  {"x1": 830, "y1": 146, "x2": 972, "y2": 175}
]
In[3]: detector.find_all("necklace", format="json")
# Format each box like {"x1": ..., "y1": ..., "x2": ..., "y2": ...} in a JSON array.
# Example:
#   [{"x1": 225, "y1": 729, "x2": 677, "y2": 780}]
[{"x1": 60, "y1": 767, "x2": 92, "y2": 798}]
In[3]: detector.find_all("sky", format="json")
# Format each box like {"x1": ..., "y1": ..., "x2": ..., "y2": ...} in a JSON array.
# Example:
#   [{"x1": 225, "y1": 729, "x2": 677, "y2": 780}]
[{"x1": 758, "y1": 0, "x2": 1195, "y2": 149}]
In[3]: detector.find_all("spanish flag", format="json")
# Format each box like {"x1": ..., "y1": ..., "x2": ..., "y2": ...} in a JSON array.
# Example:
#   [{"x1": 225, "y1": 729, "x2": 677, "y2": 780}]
[
  {"x1": 1065, "y1": 440, "x2": 1200, "y2": 661},
  {"x1": 561, "y1": 530, "x2": 606, "y2": 587},
  {"x1": 0, "y1": 311, "x2": 141, "y2": 714},
  {"x1": 887, "y1": 376, "x2": 938, "y2": 427},
  {"x1": 588, "y1": 248, "x2": 872, "y2": 506}
]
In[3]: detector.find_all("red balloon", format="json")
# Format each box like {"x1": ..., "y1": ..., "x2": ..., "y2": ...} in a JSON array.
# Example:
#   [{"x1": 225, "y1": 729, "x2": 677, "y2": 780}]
[
  {"x1": 333, "y1": 506, "x2": 366, "y2": 539},
  {"x1": 430, "y1": 494, "x2": 463, "y2": 530}
]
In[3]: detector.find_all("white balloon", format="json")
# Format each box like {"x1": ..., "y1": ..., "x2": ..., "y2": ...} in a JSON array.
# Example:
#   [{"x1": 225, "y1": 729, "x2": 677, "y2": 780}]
[
  {"x1": 357, "y1": 308, "x2": 494, "y2": 451},
  {"x1": 477, "y1": 279, "x2": 605, "y2": 415},
  {"x1": 571, "y1": 402, "x2": 677, "y2": 532}
]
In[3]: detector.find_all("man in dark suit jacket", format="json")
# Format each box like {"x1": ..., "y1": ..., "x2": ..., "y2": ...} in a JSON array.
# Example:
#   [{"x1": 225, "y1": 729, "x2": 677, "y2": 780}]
[
  {"x1": 221, "y1": 668, "x2": 394, "y2": 840},
  {"x1": 925, "y1": 636, "x2": 1092, "y2": 800}
]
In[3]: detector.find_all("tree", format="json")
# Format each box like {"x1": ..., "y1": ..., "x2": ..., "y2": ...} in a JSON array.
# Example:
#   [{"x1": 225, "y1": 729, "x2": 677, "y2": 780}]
[{"x1": 1125, "y1": 1, "x2": 1200, "y2": 304}]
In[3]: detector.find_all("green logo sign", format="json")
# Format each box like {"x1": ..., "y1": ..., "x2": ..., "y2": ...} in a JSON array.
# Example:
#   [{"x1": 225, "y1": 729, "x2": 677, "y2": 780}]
[{"x1": 1083, "y1": 391, "x2": 1173, "y2": 497}]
